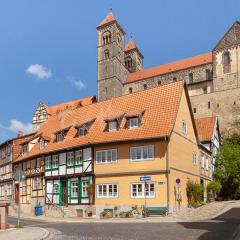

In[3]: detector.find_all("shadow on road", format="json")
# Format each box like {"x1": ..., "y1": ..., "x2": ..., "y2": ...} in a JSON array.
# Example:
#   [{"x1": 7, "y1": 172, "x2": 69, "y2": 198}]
[{"x1": 179, "y1": 208, "x2": 240, "y2": 240}]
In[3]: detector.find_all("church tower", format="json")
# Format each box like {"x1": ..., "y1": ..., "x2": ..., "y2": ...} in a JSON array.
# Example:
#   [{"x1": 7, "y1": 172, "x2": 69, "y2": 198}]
[
  {"x1": 124, "y1": 38, "x2": 144, "y2": 72},
  {"x1": 97, "y1": 12, "x2": 129, "y2": 101}
]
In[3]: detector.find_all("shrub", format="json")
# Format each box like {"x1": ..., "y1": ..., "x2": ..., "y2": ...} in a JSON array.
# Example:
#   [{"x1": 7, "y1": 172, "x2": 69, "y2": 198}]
[
  {"x1": 186, "y1": 180, "x2": 204, "y2": 207},
  {"x1": 207, "y1": 181, "x2": 222, "y2": 193}
]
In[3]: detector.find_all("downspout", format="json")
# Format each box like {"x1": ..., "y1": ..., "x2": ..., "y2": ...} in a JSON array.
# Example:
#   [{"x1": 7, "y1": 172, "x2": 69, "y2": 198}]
[
  {"x1": 237, "y1": 46, "x2": 239, "y2": 88},
  {"x1": 166, "y1": 137, "x2": 170, "y2": 212}
]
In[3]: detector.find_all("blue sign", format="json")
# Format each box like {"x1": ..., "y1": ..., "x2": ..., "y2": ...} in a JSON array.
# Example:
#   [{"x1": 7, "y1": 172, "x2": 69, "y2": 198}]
[{"x1": 140, "y1": 176, "x2": 151, "y2": 181}]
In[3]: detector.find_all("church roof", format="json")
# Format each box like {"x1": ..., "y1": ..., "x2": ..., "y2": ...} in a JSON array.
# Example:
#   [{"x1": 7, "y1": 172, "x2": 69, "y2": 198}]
[
  {"x1": 16, "y1": 81, "x2": 186, "y2": 161},
  {"x1": 124, "y1": 39, "x2": 137, "y2": 51},
  {"x1": 195, "y1": 116, "x2": 217, "y2": 142},
  {"x1": 97, "y1": 12, "x2": 116, "y2": 28},
  {"x1": 126, "y1": 52, "x2": 212, "y2": 84}
]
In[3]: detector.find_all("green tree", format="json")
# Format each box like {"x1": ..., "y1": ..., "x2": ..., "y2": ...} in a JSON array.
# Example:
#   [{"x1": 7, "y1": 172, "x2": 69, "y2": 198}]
[{"x1": 214, "y1": 134, "x2": 240, "y2": 200}]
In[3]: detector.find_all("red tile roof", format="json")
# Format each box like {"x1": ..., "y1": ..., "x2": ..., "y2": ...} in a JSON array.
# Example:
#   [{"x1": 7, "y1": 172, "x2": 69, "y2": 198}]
[
  {"x1": 97, "y1": 12, "x2": 116, "y2": 28},
  {"x1": 126, "y1": 52, "x2": 212, "y2": 84},
  {"x1": 16, "y1": 81, "x2": 185, "y2": 161},
  {"x1": 46, "y1": 96, "x2": 96, "y2": 116},
  {"x1": 124, "y1": 39, "x2": 137, "y2": 52},
  {"x1": 195, "y1": 116, "x2": 216, "y2": 142}
]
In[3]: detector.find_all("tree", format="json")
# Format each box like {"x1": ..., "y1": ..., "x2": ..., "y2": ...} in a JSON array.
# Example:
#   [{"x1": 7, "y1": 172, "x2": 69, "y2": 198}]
[{"x1": 214, "y1": 134, "x2": 240, "y2": 200}]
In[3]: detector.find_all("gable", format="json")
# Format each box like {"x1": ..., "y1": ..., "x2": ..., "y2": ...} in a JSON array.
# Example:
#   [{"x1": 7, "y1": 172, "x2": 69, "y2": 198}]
[{"x1": 214, "y1": 21, "x2": 240, "y2": 51}]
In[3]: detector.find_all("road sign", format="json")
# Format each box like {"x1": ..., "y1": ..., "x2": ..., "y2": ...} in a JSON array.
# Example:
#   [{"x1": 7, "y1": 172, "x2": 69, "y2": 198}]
[
  {"x1": 140, "y1": 176, "x2": 151, "y2": 182},
  {"x1": 13, "y1": 170, "x2": 26, "y2": 182},
  {"x1": 176, "y1": 178, "x2": 181, "y2": 185}
]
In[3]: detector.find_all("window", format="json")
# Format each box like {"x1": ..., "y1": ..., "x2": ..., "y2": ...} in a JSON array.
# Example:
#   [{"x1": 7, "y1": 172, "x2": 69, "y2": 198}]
[
  {"x1": 22, "y1": 180, "x2": 27, "y2": 195},
  {"x1": 201, "y1": 153, "x2": 205, "y2": 169},
  {"x1": 130, "y1": 145, "x2": 154, "y2": 161},
  {"x1": 97, "y1": 184, "x2": 118, "y2": 198},
  {"x1": 143, "y1": 84, "x2": 147, "y2": 90},
  {"x1": 7, "y1": 145, "x2": 11, "y2": 156},
  {"x1": 208, "y1": 101, "x2": 211, "y2": 109},
  {"x1": 128, "y1": 117, "x2": 140, "y2": 129},
  {"x1": 6, "y1": 184, "x2": 12, "y2": 196},
  {"x1": 82, "y1": 180, "x2": 89, "y2": 197},
  {"x1": 205, "y1": 156, "x2": 209, "y2": 170},
  {"x1": 206, "y1": 69, "x2": 211, "y2": 80},
  {"x1": 125, "y1": 56, "x2": 133, "y2": 68},
  {"x1": 1, "y1": 147, "x2": 6, "y2": 158},
  {"x1": 173, "y1": 77, "x2": 177, "y2": 81},
  {"x1": 96, "y1": 149, "x2": 117, "y2": 164},
  {"x1": 45, "y1": 156, "x2": 51, "y2": 170},
  {"x1": 39, "y1": 138, "x2": 45, "y2": 150},
  {"x1": 129, "y1": 87, "x2": 133, "y2": 93},
  {"x1": 31, "y1": 159, "x2": 37, "y2": 169},
  {"x1": 71, "y1": 181, "x2": 78, "y2": 198},
  {"x1": 192, "y1": 152, "x2": 197, "y2": 165},
  {"x1": 22, "y1": 144, "x2": 28, "y2": 154},
  {"x1": 56, "y1": 132, "x2": 64, "y2": 142},
  {"x1": 104, "y1": 49, "x2": 110, "y2": 59},
  {"x1": 131, "y1": 183, "x2": 155, "y2": 198},
  {"x1": 203, "y1": 87, "x2": 207, "y2": 94},
  {"x1": 67, "y1": 152, "x2": 74, "y2": 166},
  {"x1": 157, "y1": 80, "x2": 161, "y2": 86},
  {"x1": 188, "y1": 73, "x2": 193, "y2": 84},
  {"x1": 108, "y1": 120, "x2": 118, "y2": 132},
  {"x1": 193, "y1": 108, "x2": 197, "y2": 113},
  {"x1": 77, "y1": 127, "x2": 88, "y2": 137},
  {"x1": 103, "y1": 31, "x2": 111, "y2": 45},
  {"x1": 182, "y1": 121, "x2": 188, "y2": 135},
  {"x1": 53, "y1": 183, "x2": 59, "y2": 193},
  {"x1": 75, "y1": 150, "x2": 83, "y2": 165},
  {"x1": 223, "y1": 51, "x2": 231, "y2": 73},
  {"x1": 52, "y1": 155, "x2": 58, "y2": 169},
  {"x1": 32, "y1": 177, "x2": 42, "y2": 190}
]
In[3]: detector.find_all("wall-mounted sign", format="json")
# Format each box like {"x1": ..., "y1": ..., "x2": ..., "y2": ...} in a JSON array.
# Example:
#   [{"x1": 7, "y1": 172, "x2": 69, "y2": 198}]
[{"x1": 140, "y1": 176, "x2": 151, "y2": 182}]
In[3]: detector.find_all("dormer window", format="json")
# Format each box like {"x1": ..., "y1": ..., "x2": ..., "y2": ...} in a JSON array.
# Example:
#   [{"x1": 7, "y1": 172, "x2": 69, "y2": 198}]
[
  {"x1": 78, "y1": 127, "x2": 88, "y2": 137},
  {"x1": 39, "y1": 138, "x2": 45, "y2": 150},
  {"x1": 108, "y1": 120, "x2": 118, "y2": 132},
  {"x1": 74, "y1": 118, "x2": 96, "y2": 138},
  {"x1": 56, "y1": 132, "x2": 64, "y2": 142},
  {"x1": 22, "y1": 144, "x2": 28, "y2": 155},
  {"x1": 128, "y1": 117, "x2": 140, "y2": 129}
]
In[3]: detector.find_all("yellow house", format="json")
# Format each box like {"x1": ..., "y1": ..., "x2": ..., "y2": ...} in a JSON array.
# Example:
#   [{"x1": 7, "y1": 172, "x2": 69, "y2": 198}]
[{"x1": 94, "y1": 80, "x2": 212, "y2": 215}]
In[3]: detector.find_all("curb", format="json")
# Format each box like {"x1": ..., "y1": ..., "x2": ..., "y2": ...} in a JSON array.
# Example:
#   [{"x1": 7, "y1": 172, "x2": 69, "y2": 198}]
[{"x1": 31, "y1": 227, "x2": 50, "y2": 240}]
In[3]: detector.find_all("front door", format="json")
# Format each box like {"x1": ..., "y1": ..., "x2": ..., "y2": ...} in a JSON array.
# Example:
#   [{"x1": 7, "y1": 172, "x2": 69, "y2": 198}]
[
  {"x1": 15, "y1": 184, "x2": 19, "y2": 204},
  {"x1": 61, "y1": 181, "x2": 67, "y2": 206}
]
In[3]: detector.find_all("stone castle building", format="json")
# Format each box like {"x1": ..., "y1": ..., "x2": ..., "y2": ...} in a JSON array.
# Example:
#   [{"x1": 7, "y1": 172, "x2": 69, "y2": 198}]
[{"x1": 97, "y1": 12, "x2": 240, "y2": 132}]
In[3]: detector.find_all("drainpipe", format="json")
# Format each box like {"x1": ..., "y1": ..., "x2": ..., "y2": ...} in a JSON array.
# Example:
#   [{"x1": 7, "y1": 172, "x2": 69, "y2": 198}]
[{"x1": 166, "y1": 137, "x2": 170, "y2": 212}]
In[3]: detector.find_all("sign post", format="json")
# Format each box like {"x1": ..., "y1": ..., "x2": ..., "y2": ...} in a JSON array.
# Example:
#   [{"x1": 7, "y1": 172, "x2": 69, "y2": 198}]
[
  {"x1": 13, "y1": 170, "x2": 26, "y2": 226},
  {"x1": 140, "y1": 176, "x2": 151, "y2": 217},
  {"x1": 175, "y1": 178, "x2": 181, "y2": 213}
]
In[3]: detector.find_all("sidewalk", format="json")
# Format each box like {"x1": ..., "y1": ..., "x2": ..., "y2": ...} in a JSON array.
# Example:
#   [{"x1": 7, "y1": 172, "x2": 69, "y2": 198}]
[
  {"x1": 9, "y1": 200, "x2": 240, "y2": 223},
  {"x1": 0, "y1": 227, "x2": 49, "y2": 240}
]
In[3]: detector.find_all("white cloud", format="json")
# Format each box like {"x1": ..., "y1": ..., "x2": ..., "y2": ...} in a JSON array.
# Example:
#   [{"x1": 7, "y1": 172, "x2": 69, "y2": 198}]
[
  {"x1": 8, "y1": 119, "x2": 32, "y2": 134},
  {"x1": 74, "y1": 80, "x2": 86, "y2": 91},
  {"x1": 26, "y1": 64, "x2": 52, "y2": 79}
]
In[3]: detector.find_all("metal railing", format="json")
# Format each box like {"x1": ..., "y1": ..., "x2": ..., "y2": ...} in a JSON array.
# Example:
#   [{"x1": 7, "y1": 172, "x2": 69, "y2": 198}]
[{"x1": 45, "y1": 195, "x2": 65, "y2": 217}]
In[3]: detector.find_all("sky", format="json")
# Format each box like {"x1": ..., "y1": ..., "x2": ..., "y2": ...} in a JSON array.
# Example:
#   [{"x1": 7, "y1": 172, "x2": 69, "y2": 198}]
[{"x1": 0, "y1": 0, "x2": 239, "y2": 142}]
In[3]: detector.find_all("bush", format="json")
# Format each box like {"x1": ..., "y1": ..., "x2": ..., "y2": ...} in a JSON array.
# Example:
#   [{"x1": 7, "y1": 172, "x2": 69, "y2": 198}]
[
  {"x1": 207, "y1": 181, "x2": 222, "y2": 193},
  {"x1": 186, "y1": 180, "x2": 204, "y2": 208}
]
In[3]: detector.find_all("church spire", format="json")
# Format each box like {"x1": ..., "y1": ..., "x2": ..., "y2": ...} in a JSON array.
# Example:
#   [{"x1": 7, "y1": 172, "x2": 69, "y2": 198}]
[{"x1": 97, "y1": 12, "x2": 116, "y2": 29}]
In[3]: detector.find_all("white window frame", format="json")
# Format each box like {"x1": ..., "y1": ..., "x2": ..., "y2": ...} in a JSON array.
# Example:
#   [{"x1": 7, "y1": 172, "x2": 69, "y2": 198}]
[
  {"x1": 201, "y1": 153, "x2": 205, "y2": 169},
  {"x1": 128, "y1": 117, "x2": 140, "y2": 129},
  {"x1": 97, "y1": 183, "x2": 118, "y2": 198},
  {"x1": 52, "y1": 155, "x2": 59, "y2": 169},
  {"x1": 71, "y1": 181, "x2": 78, "y2": 198},
  {"x1": 39, "y1": 138, "x2": 45, "y2": 150},
  {"x1": 78, "y1": 127, "x2": 88, "y2": 137},
  {"x1": 56, "y1": 132, "x2": 64, "y2": 142},
  {"x1": 131, "y1": 182, "x2": 156, "y2": 198},
  {"x1": 82, "y1": 180, "x2": 89, "y2": 197},
  {"x1": 75, "y1": 150, "x2": 83, "y2": 165},
  {"x1": 45, "y1": 156, "x2": 51, "y2": 170},
  {"x1": 192, "y1": 152, "x2": 197, "y2": 166},
  {"x1": 67, "y1": 152, "x2": 74, "y2": 166},
  {"x1": 205, "y1": 156, "x2": 209, "y2": 170},
  {"x1": 108, "y1": 120, "x2": 118, "y2": 132},
  {"x1": 96, "y1": 149, "x2": 117, "y2": 164},
  {"x1": 130, "y1": 145, "x2": 154, "y2": 162},
  {"x1": 32, "y1": 177, "x2": 42, "y2": 190}
]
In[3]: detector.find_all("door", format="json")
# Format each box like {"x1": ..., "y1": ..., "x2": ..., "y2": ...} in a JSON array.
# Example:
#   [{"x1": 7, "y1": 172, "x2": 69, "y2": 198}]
[
  {"x1": 15, "y1": 184, "x2": 19, "y2": 204},
  {"x1": 61, "y1": 181, "x2": 67, "y2": 206}
]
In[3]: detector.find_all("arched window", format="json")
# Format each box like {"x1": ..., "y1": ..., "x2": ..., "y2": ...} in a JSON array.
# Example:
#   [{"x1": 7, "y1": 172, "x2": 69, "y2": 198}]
[
  {"x1": 129, "y1": 87, "x2": 133, "y2": 93},
  {"x1": 104, "y1": 49, "x2": 110, "y2": 59},
  {"x1": 103, "y1": 31, "x2": 112, "y2": 45},
  {"x1": 223, "y1": 51, "x2": 231, "y2": 73}
]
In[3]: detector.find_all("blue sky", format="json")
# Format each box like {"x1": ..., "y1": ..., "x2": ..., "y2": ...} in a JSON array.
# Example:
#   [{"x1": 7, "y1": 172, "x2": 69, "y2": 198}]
[{"x1": 0, "y1": 0, "x2": 239, "y2": 142}]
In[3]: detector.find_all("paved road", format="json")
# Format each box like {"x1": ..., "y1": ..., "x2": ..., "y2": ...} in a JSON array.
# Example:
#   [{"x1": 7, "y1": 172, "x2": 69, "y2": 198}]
[{"x1": 9, "y1": 208, "x2": 240, "y2": 240}]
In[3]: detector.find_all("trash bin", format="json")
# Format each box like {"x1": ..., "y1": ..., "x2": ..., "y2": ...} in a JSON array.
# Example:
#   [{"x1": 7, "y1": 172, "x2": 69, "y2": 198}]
[{"x1": 35, "y1": 205, "x2": 42, "y2": 216}]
